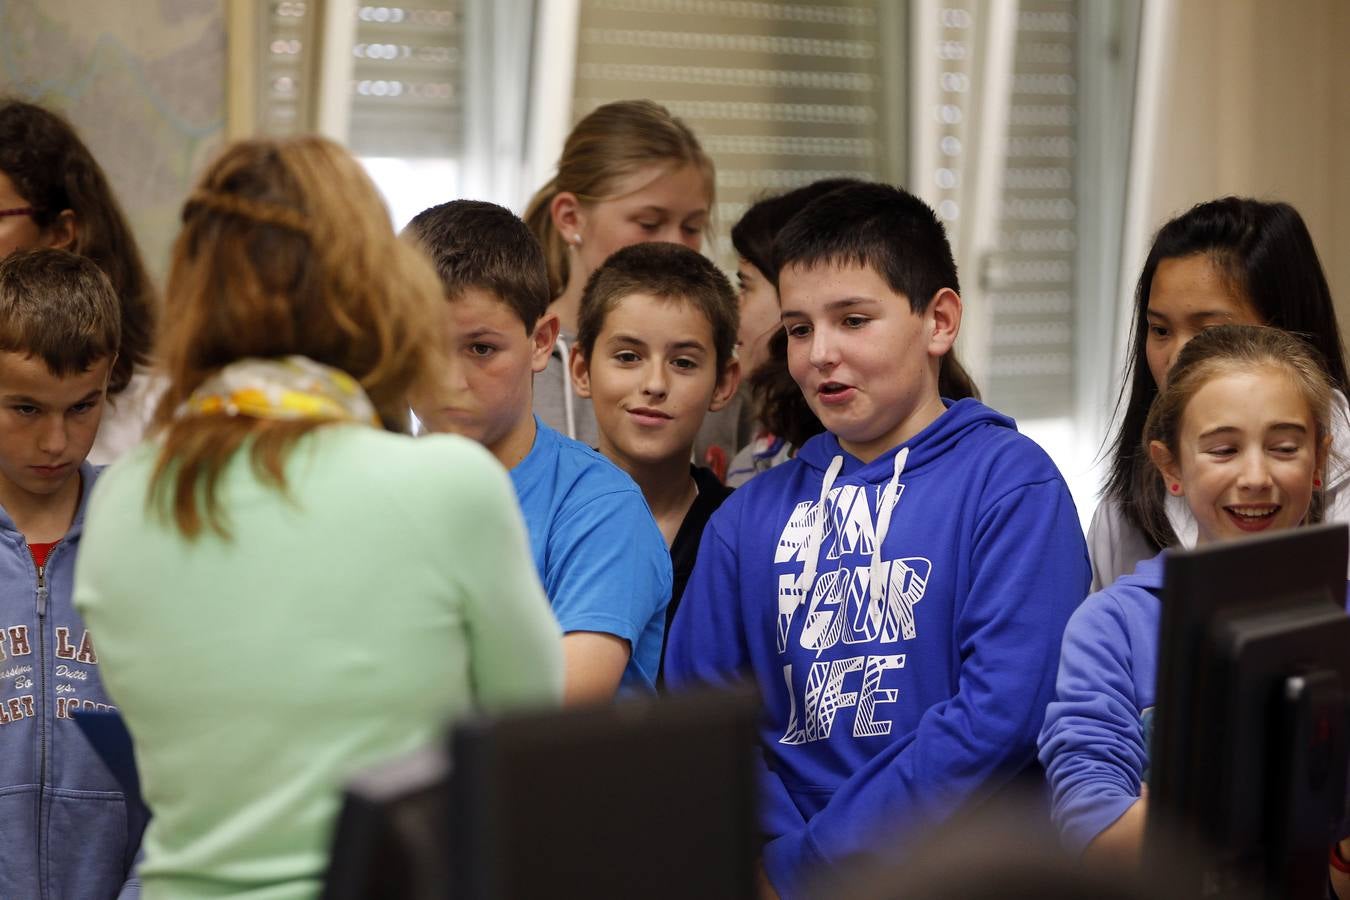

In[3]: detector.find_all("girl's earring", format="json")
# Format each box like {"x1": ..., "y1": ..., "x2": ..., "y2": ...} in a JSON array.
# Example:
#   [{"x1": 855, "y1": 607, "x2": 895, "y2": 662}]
[
  {"x1": 571, "y1": 234, "x2": 582, "y2": 246},
  {"x1": 1169, "y1": 483, "x2": 1181, "y2": 495},
  {"x1": 1314, "y1": 477, "x2": 1323, "y2": 488}
]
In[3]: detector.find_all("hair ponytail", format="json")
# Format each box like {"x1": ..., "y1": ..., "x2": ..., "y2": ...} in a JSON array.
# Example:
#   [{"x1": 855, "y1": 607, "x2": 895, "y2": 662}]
[
  {"x1": 939, "y1": 353, "x2": 980, "y2": 402},
  {"x1": 522, "y1": 176, "x2": 569, "y2": 299}
]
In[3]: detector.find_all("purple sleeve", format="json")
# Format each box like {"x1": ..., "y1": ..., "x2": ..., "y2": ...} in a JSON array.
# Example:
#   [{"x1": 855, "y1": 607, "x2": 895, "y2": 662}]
[{"x1": 1037, "y1": 594, "x2": 1148, "y2": 854}]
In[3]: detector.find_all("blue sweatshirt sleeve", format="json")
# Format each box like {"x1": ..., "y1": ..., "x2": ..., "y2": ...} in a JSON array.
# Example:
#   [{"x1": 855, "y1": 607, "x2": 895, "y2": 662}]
[
  {"x1": 1037, "y1": 592, "x2": 1149, "y2": 854},
  {"x1": 665, "y1": 511, "x2": 808, "y2": 840},
  {"x1": 761, "y1": 478, "x2": 1089, "y2": 894}
]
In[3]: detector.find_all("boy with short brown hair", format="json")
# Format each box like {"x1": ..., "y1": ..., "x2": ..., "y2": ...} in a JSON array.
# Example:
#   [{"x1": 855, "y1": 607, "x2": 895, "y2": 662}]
[
  {"x1": 0, "y1": 247, "x2": 139, "y2": 898},
  {"x1": 568, "y1": 242, "x2": 740, "y2": 674},
  {"x1": 406, "y1": 200, "x2": 672, "y2": 702}
]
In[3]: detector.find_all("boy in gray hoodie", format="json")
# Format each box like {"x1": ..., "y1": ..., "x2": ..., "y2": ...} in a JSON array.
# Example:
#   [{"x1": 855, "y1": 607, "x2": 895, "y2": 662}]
[{"x1": 0, "y1": 248, "x2": 140, "y2": 898}]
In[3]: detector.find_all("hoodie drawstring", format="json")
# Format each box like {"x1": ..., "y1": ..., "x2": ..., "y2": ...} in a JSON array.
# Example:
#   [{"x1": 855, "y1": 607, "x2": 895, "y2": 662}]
[
  {"x1": 554, "y1": 334, "x2": 577, "y2": 440},
  {"x1": 798, "y1": 448, "x2": 909, "y2": 611},
  {"x1": 869, "y1": 447, "x2": 909, "y2": 608},
  {"x1": 798, "y1": 454, "x2": 845, "y2": 591}
]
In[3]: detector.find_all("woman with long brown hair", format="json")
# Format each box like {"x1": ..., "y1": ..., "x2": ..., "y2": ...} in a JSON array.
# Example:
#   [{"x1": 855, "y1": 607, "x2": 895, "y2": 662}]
[
  {"x1": 0, "y1": 97, "x2": 158, "y2": 461},
  {"x1": 74, "y1": 136, "x2": 561, "y2": 898}
]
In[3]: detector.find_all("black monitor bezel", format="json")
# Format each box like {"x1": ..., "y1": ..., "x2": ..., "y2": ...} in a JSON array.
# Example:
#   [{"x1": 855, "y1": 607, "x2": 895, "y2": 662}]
[{"x1": 1148, "y1": 522, "x2": 1350, "y2": 896}]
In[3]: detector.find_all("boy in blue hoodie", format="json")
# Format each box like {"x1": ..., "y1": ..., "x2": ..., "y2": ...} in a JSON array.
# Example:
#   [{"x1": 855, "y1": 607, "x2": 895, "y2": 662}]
[
  {"x1": 406, "y1": 200, "x2": 671, "y2": 700},
  {"x1": 0, "y1": 249, "x2": 139, "y2": 898},
  {"x1": 665, "y1": 182, "x2": 1090, "y2": 896}
]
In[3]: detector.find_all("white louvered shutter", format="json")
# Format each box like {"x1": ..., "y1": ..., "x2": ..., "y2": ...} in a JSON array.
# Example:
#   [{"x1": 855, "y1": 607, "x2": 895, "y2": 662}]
[
  {"x1": 981, "y1": 0, "x2": 1079, "y2": 419},
  {"x1": 572, "y1": 0, "x2": 906, "y2": 268}
]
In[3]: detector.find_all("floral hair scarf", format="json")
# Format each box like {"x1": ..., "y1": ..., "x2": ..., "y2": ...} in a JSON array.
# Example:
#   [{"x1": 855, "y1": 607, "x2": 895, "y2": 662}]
[{"x1": 177, "y1": 356, "x2": 380, "y2": 427}]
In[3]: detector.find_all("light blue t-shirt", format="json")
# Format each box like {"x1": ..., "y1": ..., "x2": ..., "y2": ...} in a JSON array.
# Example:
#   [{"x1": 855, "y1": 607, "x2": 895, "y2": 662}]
[{"x1": 510, "y1": 418, "x2": 672, "y2": 692}]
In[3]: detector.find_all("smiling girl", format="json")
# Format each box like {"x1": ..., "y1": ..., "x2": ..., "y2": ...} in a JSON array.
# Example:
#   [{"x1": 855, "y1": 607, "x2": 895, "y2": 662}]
[
  {"x1": 1039, "y1": 325, "x2": 1346, "y2": 878},
  {"x1": 1090, "y1": 198, "x2": 1350, "y2": 588}
]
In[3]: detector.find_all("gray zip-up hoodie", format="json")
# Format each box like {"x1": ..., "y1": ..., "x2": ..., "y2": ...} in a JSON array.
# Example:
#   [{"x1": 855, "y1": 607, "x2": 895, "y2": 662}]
[{"x1": 0, "y1": 462, "x2": 140, "y2": 899}]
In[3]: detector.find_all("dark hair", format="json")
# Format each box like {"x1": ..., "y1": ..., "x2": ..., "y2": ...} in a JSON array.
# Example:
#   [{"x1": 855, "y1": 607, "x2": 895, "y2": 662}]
[
  {"x1": 575, "y1": 242, "x2": 738, "y2": 372},
  {"x1": 1137, "y1": 324, "x2": 1334, "y2": 547},
  {"x1": 0, "y1": 97, "x2": 156, "y2": 394},
  {"x1": 1104, "y1": 197, "x2": 1347, "y2": 546},
  {"x1": 748, "y1": 329, "x2": 822, "y2": 448},
  {"x1": 405, "y1": 199, "x2": 551, "y2": 331},
  {"x1": 732, "y1": 181, "x2": 865, "y2": 450},
  {"x1": 807, "y1": 789, "x2": 1198, "y2": 900},
  {"x1": 775, "y1": 181, "x2": 959, "y2": 311},
  {"x1": 732, "y1": 179, "x2": 862, "y2": 285},
  {"x1": 772, "y1": 181, "x2": 980, "y2": 402},
  {"x1": 0, "y1": 248, "x2": 120, "y2": 376}
]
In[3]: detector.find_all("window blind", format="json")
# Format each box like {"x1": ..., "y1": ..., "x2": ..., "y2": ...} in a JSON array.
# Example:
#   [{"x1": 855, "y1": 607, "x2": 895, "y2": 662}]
[{"x1": 573, "y1": 0, "x2": 904, "y2": 267}]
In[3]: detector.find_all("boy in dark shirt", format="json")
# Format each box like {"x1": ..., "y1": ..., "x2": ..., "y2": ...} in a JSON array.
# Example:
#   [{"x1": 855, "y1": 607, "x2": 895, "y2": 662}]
[{"x1": 568, "y1": 243, "x2": 740, "y2": 678}]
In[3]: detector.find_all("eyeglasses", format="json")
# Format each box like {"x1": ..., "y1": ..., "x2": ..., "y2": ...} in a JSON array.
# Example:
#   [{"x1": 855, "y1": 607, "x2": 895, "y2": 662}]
[{"x1": 0, "y1": 207, "x2": 36, "y2": 219}]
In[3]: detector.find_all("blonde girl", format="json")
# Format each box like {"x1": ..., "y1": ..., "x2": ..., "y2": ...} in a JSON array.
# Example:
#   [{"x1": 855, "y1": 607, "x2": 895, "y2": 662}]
[{"x1": 523, "y1": 100, "x2": 739, "y2": 463}]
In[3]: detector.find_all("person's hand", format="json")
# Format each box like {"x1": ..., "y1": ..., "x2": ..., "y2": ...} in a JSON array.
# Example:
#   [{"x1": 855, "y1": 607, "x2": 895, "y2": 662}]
[
  {"x1": 756, "y1": 859, "x2": 781, "y2": 900},
  {"x1": 1083, "y1": 793, "x2": 1148, "y2": 869},
  {"x1": 1330, "y1": 836, "x2": 1350, "y2": 899}
]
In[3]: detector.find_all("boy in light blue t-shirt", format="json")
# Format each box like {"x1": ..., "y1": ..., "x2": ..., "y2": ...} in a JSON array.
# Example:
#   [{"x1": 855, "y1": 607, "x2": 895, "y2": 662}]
[{"x1": 406, "y1": 200, "x2": 671, "y2": 699}]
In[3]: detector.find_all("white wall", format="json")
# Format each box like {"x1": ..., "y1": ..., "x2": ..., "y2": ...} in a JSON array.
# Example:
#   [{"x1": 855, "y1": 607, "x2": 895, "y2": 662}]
[{"x1": 1143, "y1": 0, "x2": 1350, "y2": 337}]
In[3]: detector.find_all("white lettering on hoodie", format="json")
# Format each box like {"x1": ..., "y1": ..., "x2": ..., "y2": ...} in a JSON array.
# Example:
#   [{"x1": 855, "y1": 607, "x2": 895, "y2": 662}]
[{"x1": 776, "y1": 450, "x2": 931, "y2": 744}]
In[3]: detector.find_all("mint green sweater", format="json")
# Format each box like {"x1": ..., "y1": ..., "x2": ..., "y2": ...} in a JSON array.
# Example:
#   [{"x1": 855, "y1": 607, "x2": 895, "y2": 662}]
[{"x1": 74, "y1": 426, "x2": 562, "y2": 899}]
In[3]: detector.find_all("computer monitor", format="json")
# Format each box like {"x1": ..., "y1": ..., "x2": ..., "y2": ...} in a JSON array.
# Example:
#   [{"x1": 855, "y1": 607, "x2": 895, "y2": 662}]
[
  {"x1": 447, "y1": 683, "x2": 759, "y2": 899},
  {"x1": 322, "y1": 683, "x2": 760, "y2": 900},
  {"x1": 322, "y1": 742, "x2": 450, "y2": 900},
  {"x1": 1147, "y1": 523, "x2": 1350, "y2": 899}
]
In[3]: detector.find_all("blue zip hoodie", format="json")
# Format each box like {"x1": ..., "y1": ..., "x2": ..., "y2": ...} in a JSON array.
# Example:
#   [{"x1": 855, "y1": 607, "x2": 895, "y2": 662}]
[
  {"x1": 1039, "y1": 553, "x2": 1350, "y2": 856},
  {"x1": 666, "y1": 399, "x2": 1090, "y2": 896},
  {"x1": 0, "y1": 462, "x2": 140, "y2": 899}
]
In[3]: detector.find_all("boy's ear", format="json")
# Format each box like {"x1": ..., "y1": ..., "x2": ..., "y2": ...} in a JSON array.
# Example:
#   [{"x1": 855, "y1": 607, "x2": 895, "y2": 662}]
[
  {"x1": 1149, "y1": 440, "x2": 1182, "y2": 495},
  {"x1": 44, "y1": 209, "x2": 77, "y2": 251},
  {"x1": 568, "y1": 342, "x2": 592, "y2": 398},
  {"x1": 709, "y1": 357, "x2": 741, "y2": 413},
  {"x1": 530, "y1": 313, "x2": 561, "y2": 374},
  {"x1": 925, "y1": 288, "x2": 962, "y2": 358},
  {"x1": 550, "y1": 192, "x2": 584, "y2": 247}
]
